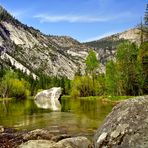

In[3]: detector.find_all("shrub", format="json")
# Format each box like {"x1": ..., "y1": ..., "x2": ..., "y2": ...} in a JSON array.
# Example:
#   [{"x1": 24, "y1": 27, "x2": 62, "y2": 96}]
[
  {"x1": 0, "y1": 70, "x2": 30, "y2": 99},
  {"x1": 70, "y1": 76, "x2": 97, "y2": 98}
]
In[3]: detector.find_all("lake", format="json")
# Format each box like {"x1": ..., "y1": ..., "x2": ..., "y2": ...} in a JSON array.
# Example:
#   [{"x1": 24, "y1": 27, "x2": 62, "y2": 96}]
[{"x1": 0, "y1": 97, "x2": 114, "y2": 138}]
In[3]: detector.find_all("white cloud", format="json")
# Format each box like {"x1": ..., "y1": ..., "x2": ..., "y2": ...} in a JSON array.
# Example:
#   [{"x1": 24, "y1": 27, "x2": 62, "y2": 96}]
[
  {"x1": 34, "y1": 11, "x2": 134, "y2": 23},
  {"x1": 34, "y1": 14, "x2": 108, "y2": 23}
]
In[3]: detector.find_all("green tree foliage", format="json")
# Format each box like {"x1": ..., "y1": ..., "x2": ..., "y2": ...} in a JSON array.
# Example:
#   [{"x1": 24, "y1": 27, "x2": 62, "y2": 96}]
[
  {"x1": 0, "y1": 66, "x2": 71, "y2": 98},
  {"x1": 0, "y1": 70, "x2": 30, "y2": 99},
  {"x1": 116, "y1": 42, "x2": 139, "y2": 95},
  {"x1": 71, "y1": 41, "x2": 147, "y2": 98},
  {"x1": 71, "y1": 76, "x2": 96, "y2": 98},
  {"x1": 105, "y1": 41, "x2": 147, "y2": 96},
  {"x1": 70, "y1": 49, "x2": 101, "y2": 98},
  {"x1": 138, "y1": 4, "x2": 148, "y2": 41},
  {"x1": 36, "y1": 74, "x2": 71, "y2": 95},
  {"x1": 96, "y1": 74, "x2": 106, "y2": 95},
  {"x1": 144, "y1": 4, "x2": 148, "y2": 26},
  {"x1": 137, "y1": 42, "x2": 148, "y2": 94},
  {"x1": 105, "y1": 60, "x2": 118, "y2": 95},
  {"x1": 85, "y1": 49, "x2": 99, "y2": 76},
  {"x1": 84, "y1": 39, "x2": 125, "y2": 49},
  {"x1": 70, "y1": 75, "x2": 105, "y2": 98}
]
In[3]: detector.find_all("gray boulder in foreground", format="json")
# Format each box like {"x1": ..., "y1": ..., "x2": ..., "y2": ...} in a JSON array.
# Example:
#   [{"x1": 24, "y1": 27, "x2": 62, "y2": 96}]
[
  {"x1": 19, "y1": 140, "x2": 55, "y2": 148},
  {"x1": 94, "y1": 96, "x2": 148, "y2": 148},
  {"x1": 19, "y1": 137, "x2": 92, "y2": 148},
  {"x1": 34, "y1": 87, "x2": 62, "y2": 111}
]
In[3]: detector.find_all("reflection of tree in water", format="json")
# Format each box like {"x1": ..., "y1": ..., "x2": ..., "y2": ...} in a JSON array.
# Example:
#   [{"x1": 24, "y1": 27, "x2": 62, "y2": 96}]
[
  {"x1": 2, "y1": 99, "x2": 8, "y2": 113},
  {"x1": 79, "y1": 99, "x2": 113, "y2": 121},
  {"x1": 79, "y1": 99, "x2": 97, "y2": 119}
]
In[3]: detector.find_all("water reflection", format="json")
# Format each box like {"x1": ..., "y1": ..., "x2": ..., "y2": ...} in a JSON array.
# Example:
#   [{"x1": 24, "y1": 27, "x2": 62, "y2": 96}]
[{"x1": 0, "y1": 97, "x2": 114, "y2": 136}]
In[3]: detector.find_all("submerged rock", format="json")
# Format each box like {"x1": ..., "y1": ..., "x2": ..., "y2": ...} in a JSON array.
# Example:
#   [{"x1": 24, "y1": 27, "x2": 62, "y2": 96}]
[
  {"x1": 22, "y1": 129, "x2": 54, "y2": 141},
  {"x1": 34, "y1": 87, "x2": 62, "y2": 111},
  {"x1": 0, "y1": 128, "x2": 71, "y2": 148},
  {"x1": 19, "y1": 137, "x2": 92, "y2": 148},
  {"x1": 22, "y1": 128, "x2": 70, "y2": 141},
  {"x1": 0, "y1": 126, "x2": 4, "y2": 133},
  {"x1": 94, "y1": 96, "x2": 148, "y2": 148},
  {"x1": 0, "y1": 128, "x2": 24, "y2": 148}
]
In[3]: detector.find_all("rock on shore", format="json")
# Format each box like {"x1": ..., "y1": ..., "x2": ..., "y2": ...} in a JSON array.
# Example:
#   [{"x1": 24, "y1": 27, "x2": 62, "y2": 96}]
[
  {"x1": 0, "y1": 128, "x2": 92, "y2": 148},
  {"x1": 94, "y1": 96, "x2": 148, "y2": 148},
  {"x1": 19, "y1": 137, "x2": 92, "y2": 148}
]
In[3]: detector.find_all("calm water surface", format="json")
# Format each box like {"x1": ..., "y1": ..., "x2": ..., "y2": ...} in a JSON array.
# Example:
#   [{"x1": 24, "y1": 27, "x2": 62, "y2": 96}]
[{"x1": 0, "y1": 97, "x2": 114, "y2": 137}]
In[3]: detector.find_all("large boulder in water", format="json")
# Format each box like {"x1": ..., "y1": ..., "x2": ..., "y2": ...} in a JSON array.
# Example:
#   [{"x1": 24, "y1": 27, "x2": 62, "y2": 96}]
[
  {"x1": 34, "y1": 87, "x2": 62, "y2": 111},
  {"x1": 94, "y1": 96, "x2": 148, "y2": 148}
]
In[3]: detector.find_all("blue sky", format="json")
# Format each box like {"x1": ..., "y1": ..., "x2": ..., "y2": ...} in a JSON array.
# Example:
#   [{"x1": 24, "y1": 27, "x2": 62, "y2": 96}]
[{"x1": 0, "y1": 0, "x2": 147, "y2": 42}]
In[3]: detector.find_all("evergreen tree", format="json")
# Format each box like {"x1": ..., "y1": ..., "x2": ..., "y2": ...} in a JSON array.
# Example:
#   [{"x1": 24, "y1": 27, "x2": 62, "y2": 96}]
[
  {"x1": 137, "y1": 42, "x2": 148, "y2": 94},
  {"x1": 139, "y1": 19, "x2": 144, "y2": 44},
  {"x1": 138, "y1": 4, "x2": 148, "y2": 42},
  {"x1": 144, "y1": 4, "x2": 148, "y2": 26}
]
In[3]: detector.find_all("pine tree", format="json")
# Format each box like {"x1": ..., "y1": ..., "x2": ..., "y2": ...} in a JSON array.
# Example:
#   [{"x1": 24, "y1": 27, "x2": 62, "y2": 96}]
[
  {"x1": 143, "y1": 4, "x2": 148, "y2": 40},
  {"x1": 138, "y1": 4, "x2": 148, "y2": 42},
  {"x1": 139, "y1": 19, "x2": 144, "y2": 44},
  {"x1": 144, "y1": 4, "x2": 148, "y2": 26}
]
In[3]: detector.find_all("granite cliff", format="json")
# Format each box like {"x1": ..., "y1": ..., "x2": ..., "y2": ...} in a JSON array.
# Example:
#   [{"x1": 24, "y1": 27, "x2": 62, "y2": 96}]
[{"x1": 0, "y1": 6, "x2": 141, "y2": 79}]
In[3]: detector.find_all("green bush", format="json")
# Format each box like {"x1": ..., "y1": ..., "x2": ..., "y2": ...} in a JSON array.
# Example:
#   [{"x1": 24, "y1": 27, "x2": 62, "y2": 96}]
[
  {"x1": 0, "y1": 70, "x2": 30, "y2": 99},
  {"x1": 70, "y1": 76, "x2": 99, "y2": 98}
]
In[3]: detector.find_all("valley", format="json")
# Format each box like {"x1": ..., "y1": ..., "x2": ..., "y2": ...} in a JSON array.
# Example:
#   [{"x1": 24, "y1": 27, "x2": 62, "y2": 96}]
[{"x1": 0, "y1": 2, "x2": 148, "y2": 148}]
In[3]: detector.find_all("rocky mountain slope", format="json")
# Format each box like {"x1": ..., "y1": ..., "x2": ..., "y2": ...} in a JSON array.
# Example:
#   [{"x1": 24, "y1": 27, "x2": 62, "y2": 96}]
[
  {"x1": 84, "y1": 28, "x2": 141, "y2": 67},
  {"x1": 0, "y1": 6, "x2": 141, "y2": 79},
  {"x1": 0, "y1": 6, "x2": 89, "y2": 79},
  {"x1": 84, "y1": 28, "x2": 141, "y2": 49}
]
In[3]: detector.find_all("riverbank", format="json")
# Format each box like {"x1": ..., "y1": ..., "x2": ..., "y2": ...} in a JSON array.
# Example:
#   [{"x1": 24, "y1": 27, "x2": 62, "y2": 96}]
[
  {"x1": 63, "y1": 95, "x2": 133, "y2": 103},
  {"x1": 0, "y1": 127, "x2": 92, "y2": 148}
]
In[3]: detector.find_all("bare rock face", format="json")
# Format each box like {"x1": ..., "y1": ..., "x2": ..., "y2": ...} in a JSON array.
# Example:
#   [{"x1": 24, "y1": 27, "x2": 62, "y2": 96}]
[
  {"x1": 94, "y1": 96, "x2": 148, "y2": 148},
  {"x1": 0, "y1": 6, "x2": 143, "y2": 80},
  {"x1": 118, "y1": 28, "x2": 141, "y2": 44},
  {"x1": 34, "y1": 87, "x2": 62, "y2": 111}
]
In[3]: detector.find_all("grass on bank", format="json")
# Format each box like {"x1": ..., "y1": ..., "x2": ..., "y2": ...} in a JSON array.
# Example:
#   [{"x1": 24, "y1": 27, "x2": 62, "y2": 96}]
[{"x1": 62, "y1": 95, "x2": 134, "y2": 101}]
